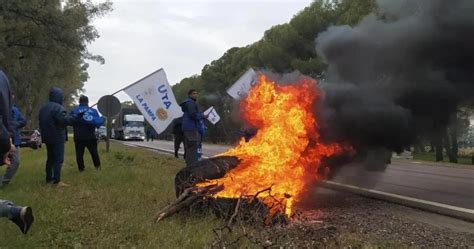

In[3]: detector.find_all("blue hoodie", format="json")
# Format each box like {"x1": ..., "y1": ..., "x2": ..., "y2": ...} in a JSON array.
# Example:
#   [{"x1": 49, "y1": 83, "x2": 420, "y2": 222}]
[
  {"x1": 11, "y1": 105, "x2": 27, "y2": 146},
  {"x1": 180, "y1": 97, "x2": 204, "y2": 132},
  {"x1": 70, "y1": 103, "x2": 104, "y2": 140},
  {"x1": 39, "y1": 87, "x2": 77, "y2": 144}
]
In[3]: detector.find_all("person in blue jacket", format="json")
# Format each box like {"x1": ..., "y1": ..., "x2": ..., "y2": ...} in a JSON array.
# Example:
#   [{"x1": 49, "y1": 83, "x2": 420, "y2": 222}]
[
  {"x1": 70, "y1": 95, "x2": 105, "y2": 172},
  {"x1": 39, "y1": 87, "x2": 78, "y2": 186},
  {"x1": 0, "y1": 69, "x2": 34, "y2": 234},
  {"x1": 1, "y1": 93, "x2": 26, "y2": 186},
  {"x1": 180, "y1": 89, "x2": 207, "y2": 166}
]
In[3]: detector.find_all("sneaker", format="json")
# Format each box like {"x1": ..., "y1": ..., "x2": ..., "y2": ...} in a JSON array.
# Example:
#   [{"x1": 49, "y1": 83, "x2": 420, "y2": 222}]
[
  {"x1": 54, "y1": 181, "x2": 70, "y2": 187},
  {"x1": 10, "y1": 206, "x2": 34, "y2": 234}
]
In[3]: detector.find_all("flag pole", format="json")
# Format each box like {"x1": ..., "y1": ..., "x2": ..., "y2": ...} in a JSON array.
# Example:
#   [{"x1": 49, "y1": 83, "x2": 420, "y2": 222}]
[{"x1": 89, "y1": 88, "x2": 124, "y2": 109}]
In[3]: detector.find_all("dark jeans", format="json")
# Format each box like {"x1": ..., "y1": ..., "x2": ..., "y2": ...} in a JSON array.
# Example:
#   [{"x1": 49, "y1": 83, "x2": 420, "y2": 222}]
[
  {"x1": 184, "y1": 131, "x2": 200, "y2": 167},
  {"x1": 1, "y1": 147, "x2": 19, "y2": 185},
  {"x1": 174, "y1": 133, "x2": 185, "y2": 158},
  {"x1": 74, "y1": 139, "x2": 100, "y2": 171},
  {"x1": 45, "y1": 143, "x2": 65, "y2": 184}
]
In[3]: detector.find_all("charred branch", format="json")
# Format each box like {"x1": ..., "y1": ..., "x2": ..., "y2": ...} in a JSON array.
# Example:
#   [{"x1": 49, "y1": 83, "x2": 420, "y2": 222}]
[{"x1": 153, "y1": 185, "x2": 224, "y2": 223}]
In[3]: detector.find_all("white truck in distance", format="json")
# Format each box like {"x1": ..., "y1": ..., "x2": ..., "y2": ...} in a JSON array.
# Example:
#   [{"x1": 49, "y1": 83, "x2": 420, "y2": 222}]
[{"x1": 112, "y1": 108, "x2": 146, "y2": 141}]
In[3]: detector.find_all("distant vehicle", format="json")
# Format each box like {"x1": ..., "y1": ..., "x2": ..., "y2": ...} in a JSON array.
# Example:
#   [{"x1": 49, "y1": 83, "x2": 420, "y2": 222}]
[
  {"x1": 96, "y1": 126, "x2": 107, "y2": 140},
  {"x1": 20, "y1": 129, "x2": 42, "y2": 149},
  {"x1": 112, "y1": 108, "x2": 145, "y2": 141}
]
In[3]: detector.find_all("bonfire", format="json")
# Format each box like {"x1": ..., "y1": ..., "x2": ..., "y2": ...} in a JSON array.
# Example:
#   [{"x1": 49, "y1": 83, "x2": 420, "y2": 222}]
[{"x1": 155, "y1": 75, "x2": 348, "y2": 223}]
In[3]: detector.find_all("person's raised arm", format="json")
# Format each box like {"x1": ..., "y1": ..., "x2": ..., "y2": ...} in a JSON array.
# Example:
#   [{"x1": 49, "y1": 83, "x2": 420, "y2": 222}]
[{"x1": 53, "y1": 108, "x2": 77, "y2": 127}]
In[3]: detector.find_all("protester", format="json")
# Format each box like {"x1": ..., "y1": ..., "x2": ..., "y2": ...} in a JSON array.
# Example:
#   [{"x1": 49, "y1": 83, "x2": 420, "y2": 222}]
[
  {"x1": 172, "y1": 117, "x2": 185, "y2": 158},
  {"x1": 70, "y1": 95, "x2": 104, "y2": 172},
  {"x1": 0, "y1": 69, "x2": 34, "y2": 234},
  {"x1": 146, "y1": 125, "x2": 156, "y2": 142},
  {"x1": 179, "y1": 89, "x2": 207, "y2": 166},
  {"x1": 197, "y1": 119, "x2": 206, "y2": 161},
  {"x1": 1, "y1": 93, "x2": 26, "y2": 186},
  {"x1": 39, "y1": 87, "x2": 78, "y2": 186}
]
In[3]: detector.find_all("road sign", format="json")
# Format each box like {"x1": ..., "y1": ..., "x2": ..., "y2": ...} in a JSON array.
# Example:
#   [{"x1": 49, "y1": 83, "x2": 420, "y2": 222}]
[
  {"x1": 97, "y1": 95, "x2": 121, "y2": 117},
  {"x1": 97, "y1": 95, "x2": 121, "y2": 152}
]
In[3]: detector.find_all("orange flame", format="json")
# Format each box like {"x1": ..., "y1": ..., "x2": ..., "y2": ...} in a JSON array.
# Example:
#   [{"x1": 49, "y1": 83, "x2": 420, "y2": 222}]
[{"x1": 198, "y1": 75, "x2": 345, "y2": 217}]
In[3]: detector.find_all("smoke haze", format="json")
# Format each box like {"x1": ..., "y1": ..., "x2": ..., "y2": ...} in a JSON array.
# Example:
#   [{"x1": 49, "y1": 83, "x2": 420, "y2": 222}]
[{"x1": 316, "y1": 0, "x2": 474, "y2": 152}]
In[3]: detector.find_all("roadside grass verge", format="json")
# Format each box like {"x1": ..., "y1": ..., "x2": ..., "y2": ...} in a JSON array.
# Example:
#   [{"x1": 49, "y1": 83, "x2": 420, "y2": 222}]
[
  {"x1": 0, "y1": 141, "x2": 222, "y2": 248},
  {"x1": 413, "y1": 152, "x2": 473, "y2": 165}
]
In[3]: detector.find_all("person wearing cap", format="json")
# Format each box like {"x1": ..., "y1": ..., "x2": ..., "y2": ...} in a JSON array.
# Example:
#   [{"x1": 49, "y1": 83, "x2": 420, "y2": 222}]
[{"x1": 70, "y1": 95, "x2": 104, "y2": 172}]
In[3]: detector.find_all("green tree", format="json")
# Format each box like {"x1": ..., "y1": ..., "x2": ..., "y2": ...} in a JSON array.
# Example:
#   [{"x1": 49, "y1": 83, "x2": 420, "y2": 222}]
[{"x1": 0, "y1": 0, "x2": 112, "y2": 127}]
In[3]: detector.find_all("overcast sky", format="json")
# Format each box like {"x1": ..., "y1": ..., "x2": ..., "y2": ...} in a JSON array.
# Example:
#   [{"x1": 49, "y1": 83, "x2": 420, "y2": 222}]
[{"x1": 84, "y1": 0, "x2": 313, "y2": 104}]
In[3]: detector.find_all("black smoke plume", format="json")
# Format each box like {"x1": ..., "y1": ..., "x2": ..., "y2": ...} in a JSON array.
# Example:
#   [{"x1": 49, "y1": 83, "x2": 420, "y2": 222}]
[{"x1": 316, "y1": 0, "x2": 474, "y2": 153}]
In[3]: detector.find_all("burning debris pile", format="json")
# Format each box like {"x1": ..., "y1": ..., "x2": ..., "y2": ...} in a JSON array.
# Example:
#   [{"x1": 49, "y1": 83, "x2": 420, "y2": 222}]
[{"x1": 155, "y1": 76, "x2": 349, "y2": 222}]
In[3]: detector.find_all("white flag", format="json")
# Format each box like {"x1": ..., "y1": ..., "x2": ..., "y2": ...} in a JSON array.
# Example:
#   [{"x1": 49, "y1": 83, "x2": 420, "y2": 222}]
[
  {"x1": 123, "y1": 69, "x2": 183, "y2": 134},
  {"x1": 226, "y1": 68, "x2": 258, "y2": 99},
  {"x1": 204, "y1": 106, "x2": 220, "y2": 125}
]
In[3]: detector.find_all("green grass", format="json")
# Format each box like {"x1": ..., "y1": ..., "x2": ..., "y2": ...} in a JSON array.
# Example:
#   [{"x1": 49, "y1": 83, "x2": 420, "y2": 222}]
[
  {"x1": 0, "y1": 141, "x2": 223, "y2": 248},
  {"x1": 413, "y1": 152, "x2": 473, "y2": 165}
]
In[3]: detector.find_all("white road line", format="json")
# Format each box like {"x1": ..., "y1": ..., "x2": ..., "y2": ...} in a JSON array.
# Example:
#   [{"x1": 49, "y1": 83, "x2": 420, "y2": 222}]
[{"x1": 321, "y1": 180, "x2": 474, "y2": 222}]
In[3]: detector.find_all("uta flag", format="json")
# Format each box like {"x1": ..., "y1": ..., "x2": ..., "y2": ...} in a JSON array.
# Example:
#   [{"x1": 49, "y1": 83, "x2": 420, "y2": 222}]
[
  {"x1": 123, "y1": 68, "x2": 182, "y2": 134},
  {"x1": 203, "y1": 106, "x2": 220, "y2": 125},
  {"x1": 226, "y1": 68, "x2": 258, "y2": 99}
]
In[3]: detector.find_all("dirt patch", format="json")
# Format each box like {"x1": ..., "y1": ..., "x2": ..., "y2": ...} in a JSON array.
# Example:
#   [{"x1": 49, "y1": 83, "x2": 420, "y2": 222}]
[{"x1": 216, "y1": 187, "x2": 474, "y2": 248}]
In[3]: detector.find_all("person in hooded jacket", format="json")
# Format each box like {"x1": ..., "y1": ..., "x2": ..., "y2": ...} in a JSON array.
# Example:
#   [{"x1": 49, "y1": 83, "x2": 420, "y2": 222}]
[
  {"x1": 39, "y1": 87, "x2": 78, "y2": 186},
  {"x1": 1, "y1": 93, "x2": 26, "y2": 186},
  {"x1": 180, "y1": 89, "x2": 207, "y2": 166},
  {"x1": 70, "y1": 95, "x2": 105, "y2": 172},
  {"x1": 0, "y1": 69, "x2": 34, "y2": 234}
]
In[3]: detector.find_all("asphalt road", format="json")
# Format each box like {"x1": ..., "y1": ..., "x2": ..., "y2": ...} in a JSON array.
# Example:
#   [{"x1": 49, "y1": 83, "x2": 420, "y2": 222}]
[{"x1": 123, "y1": 140, "x2": 474, "y2": 210}]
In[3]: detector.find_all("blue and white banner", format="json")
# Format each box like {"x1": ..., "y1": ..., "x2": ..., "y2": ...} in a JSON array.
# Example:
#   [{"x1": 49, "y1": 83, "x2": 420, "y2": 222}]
[
  {"x1": 203, "y1": 106, "x2": 220, "y2": 125},
  {"x1": 226, "y1": 68, "x2": 258, "y2": 99},
  {"x1": 123, "y1": 69, "x2": 182, "y2": 134}
]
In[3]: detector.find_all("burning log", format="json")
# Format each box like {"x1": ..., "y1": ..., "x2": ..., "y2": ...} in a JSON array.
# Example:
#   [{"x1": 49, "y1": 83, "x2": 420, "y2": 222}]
[
  {"x1": 154, "y1": 184, "x2": 224, "y2": 222},
  {"x1": 154, "y1": 156, "x2": 241, "y2": 222},
  {"x1": 174, "y1": 156, "x2": 240, "y2": 197},
  {"x1": 155, "y1": 156, "x2": 286, "y2": 223}
]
